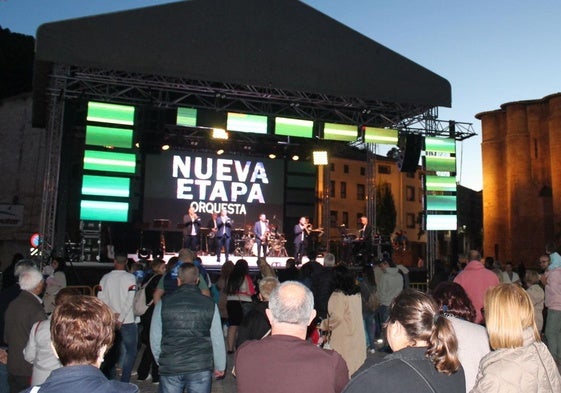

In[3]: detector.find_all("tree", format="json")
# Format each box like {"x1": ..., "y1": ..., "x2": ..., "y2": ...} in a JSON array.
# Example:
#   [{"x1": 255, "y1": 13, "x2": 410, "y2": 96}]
[{"x1": 375, "y1": 183, "x2": 396, "y2": 236}]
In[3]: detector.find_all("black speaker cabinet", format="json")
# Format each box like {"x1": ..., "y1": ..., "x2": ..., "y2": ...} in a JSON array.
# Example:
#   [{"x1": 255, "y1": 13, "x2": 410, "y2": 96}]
[{"x1": 397, "y1": 134, "x2": 423, "y2": 172}]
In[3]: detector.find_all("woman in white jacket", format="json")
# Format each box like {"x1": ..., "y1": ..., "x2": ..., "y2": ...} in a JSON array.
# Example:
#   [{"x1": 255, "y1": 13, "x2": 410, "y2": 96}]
[{"x1": 471, "y1": 284, "x2": 561, "y2": 392}]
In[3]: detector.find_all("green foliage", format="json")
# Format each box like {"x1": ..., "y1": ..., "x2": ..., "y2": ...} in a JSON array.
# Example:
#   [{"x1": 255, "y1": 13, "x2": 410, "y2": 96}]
[
  {"x1": 0, "y1": 26, "x2": 35, "y2": 99},
  {"x1": 376, "y1": 183, "x2": 396, "y2": 235}
]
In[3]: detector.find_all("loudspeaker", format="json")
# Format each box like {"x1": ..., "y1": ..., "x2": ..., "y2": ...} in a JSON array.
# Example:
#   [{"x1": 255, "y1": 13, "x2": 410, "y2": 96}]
[
  {"x1": 397, "y1": 134, "x2": 423, "y2": 172},
  {"x1": 136, "y1": 107, "x2": 175, "y2": 153}
]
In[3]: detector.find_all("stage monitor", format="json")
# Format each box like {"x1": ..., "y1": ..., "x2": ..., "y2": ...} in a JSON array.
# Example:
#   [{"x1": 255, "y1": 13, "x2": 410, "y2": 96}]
[
  {"x1": 143, "y1": 151, "x2": 285, "y2": 232},
  {"x1": 362, "y1": 127, "x2": 398, "y2": 145},
  {"x1": 86, "y1": 101, "x2": 135, "y2": 126},
  {"x1": 177, "y1": 107, "x2": 197, "y2": 127},
  {"x1": 83, "y1": 150, "x2": 136, "y2": 174},
  {"x1": 323, "y1": 123, "x2": 357, "y2": 141},
  {"x1": 274, "y1": 117, "x2": 314, "y2": 138},
  {"x1": 227, "y1": 112, "x2": 268, "y2": 134},
  {"x1": 85, "y1": 125, "x2": 133, "y2": 149}
]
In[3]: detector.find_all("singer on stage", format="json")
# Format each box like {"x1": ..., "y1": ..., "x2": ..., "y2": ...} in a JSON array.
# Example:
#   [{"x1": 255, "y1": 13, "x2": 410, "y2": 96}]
[
  {"x1": 293, "y1": 216, "x2": 310, "y2": 264},
  {"x1": 183, "y1": 206, "x2": 201, "y2": 252},
  {"x1": 216, "y1": 208, "x2": 232, "y2": 262},
  {"x1": 253, "y1": 213, "x2": 270, "y2": 258}
]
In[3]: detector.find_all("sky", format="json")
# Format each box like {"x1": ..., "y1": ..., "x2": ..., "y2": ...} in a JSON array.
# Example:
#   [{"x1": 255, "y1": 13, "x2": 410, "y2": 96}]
[{"x1": 2, "y1": 0, "x2": 561, "y2": 191}]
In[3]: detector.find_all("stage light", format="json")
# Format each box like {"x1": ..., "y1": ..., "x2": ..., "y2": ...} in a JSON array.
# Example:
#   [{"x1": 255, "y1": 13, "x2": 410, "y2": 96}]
[
  {"x1": 161, "y1": 144, "x2": 170, "y2": 151},
  {"x1": 292, "y1": 155, "x2": 299, "y2": 161},
  {"x1": 212, "y1": 128, "x2": 228, "y2": 140},
  {"x1": 313, "y1": 150, "x2": 328, "y2": 165},
  {"x1": 135, "y1": 142, "x2": 140, "y2": 148},
  {"x1": 217, "y1": 149, "x2": 225, "y2": 155},
  {"x1": 268, "y1": 153, "x2": 276, "y2": 159}
]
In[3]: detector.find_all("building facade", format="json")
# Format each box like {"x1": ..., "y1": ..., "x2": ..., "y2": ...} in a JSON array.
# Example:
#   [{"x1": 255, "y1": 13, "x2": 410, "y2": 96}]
[{"x1": 477, "y1": 93, "x2": 561, "y2": 267}]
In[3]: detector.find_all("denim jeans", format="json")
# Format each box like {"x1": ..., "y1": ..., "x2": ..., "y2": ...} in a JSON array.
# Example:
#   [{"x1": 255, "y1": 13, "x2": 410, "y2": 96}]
[
  {"x1": 545, "y1": 308, "x2": 561, "y2": 363},
  {"x1": 119, "y1": 323, "x2": 138, "y2": 382},
  {"x1": 160, "y1": 370, "x2": 212, "y2": 393}
]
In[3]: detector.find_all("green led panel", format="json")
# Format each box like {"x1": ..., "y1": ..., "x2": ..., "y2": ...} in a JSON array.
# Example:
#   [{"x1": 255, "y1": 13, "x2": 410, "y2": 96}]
[
  {"x1": 426, "y1": 195, "x2": 457, "y2": 211},
  {"x1": 80, "y1": 200, "x2": 129, "y2": 222},
  {"x1": 227, "y1": 112, "x2": 268, "y2": 134},
  {"x1": 82, "y1": 175, "x2": 130, "y2": 197},
  {"x1": 275, "y1": 117, "x2": 313, "y2": 138},
  {"x1": 85, "y1": 125, "x2": 133, "y2": 148},
  {"x1": 426, "y1": 214, "x2": 457, "y2": 231},
  {"x1": 87, "y1": 101, "x2": 135, "y2": 126},
  {"x1": 177, "y1": 107, "x2": 197, "y2": 127},
  {"x1": 83, "y1": 150, "x2": 136, "y2": 174},
  {"x1": 363, "y1": 127, "x2": 398, "y2": 144},
  {"x1": 425, "y1": 175, "x2": 457, "y2": 192},
  {"x1": 323, "y1": 123, "x2": 357, "y2": 141},
  {"x1": 425, "y1": 137, "x2": 456, "y2": 154},
  {"x1": 425, "y1": 156, "x2": 456, "y2": 172}
]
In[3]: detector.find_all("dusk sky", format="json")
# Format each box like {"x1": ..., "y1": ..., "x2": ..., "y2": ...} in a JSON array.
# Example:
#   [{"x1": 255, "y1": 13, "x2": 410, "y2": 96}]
[{"x1": 2, "y1": 0, "x2": 561, "y2": 191}]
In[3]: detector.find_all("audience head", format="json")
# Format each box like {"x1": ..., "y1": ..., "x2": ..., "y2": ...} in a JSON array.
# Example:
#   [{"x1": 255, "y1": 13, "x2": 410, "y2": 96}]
[
  {"x1": 226, "y1": 259, "x2": 250, "y2": 294},
  {"x1": 258, "y1": 277, "x2": 280, "y2": 301},
  {"x1": 178, "y1": 248, "x2": 195, "y2": 263},
  {"x1": 14, "y1": 259, "x2": 39, "y2": 277},
  {"x1": 51, "y1": 295, "x2": 115, "y2": 367},
  {"x1": 484, "y1": 256, "x2": 495, "y2": 270},
  {"x1": 54, "y1": 287, "x2": 80, "y2": 307},
  {"x1": 114, "y1": 254, "x2": 127, "y2": 268},
  {"x1": 220, "y1": 260, "x2": 235, "y2": 277},
  {"x1": 51, "y1": 258, "x2": 66, "y2": 273},
  {"x1": 331, "y1": 265, "x2": 360, "y2": 296},
  {"x1": 177, "y1": 263, "x2": 199, "y2": 286},
  {"x1": 285, "y1": 258, "x2": 296, "y2": 269},
  {"x1": 19, "y1": 268, "x2": 44, "y2": 294},
  {"x1": 150, "y1": 258, "x2": 166, "y2": 274},
  {"x1": 484, "y1": 283, "x2": 539, "y2": 350},
  {"x1": 267, "y1": 281, "x2": 315, "y2": 327},
  {"x1": 525, "y1": 270, "x2": 540, "y2": 287},
  {"x1": 431, "y1": 281, "x2": 476, "y2": 322},
  {"x1": 539, "y1": 255, "x2": 550, "y2": 271},
  {"x1": 323, "y1": 253, "x2": 336, "y2": 267},
  {"x1": 167, "y1": 256, "x2": 179, "y2": 269},
  {"x1": 468, "y1": 250, "x2": 481, "y2": 262},
  {"x1": 387, "y1": 289, "x2": 460, "y2": 375}
]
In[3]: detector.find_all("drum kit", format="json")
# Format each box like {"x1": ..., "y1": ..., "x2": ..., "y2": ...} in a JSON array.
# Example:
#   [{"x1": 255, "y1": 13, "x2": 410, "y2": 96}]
[{"x1": 233, "y1": 225, "x2": 288, "y2": 257}]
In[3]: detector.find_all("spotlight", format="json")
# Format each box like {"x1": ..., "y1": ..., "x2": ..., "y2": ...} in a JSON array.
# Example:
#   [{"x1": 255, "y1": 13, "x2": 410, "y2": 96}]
[
  {"x1": 268, "y1": 153, "x2": 276, "y2": 159},
  {"x1": 292, "y1": 155, "x2": 299, "y2": 161},
  {"x1": 212, "y1": 128, "x2": 228, "y2": 140},
  {"x1": 135, "y1": 142, "x2": 140, "y2": 148},
  {"x1": 313, "y1": 150, "x2": 328, "y2": 165},
  {"x1": 217, "y1": 149, "x2": 225, "y2": 155},
  {"x1": 161, "y1": 144, "x2": 170, "y2": 151}
]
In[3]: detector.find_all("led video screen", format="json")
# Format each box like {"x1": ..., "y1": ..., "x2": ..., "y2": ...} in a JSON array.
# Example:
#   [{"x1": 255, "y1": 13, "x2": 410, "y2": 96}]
[
  {"x1": 143, "y1": 151, "x2": 285, "y2": 232},
  {"x1": 275, "y1": 117, "x2": 314, "y2": 138}
]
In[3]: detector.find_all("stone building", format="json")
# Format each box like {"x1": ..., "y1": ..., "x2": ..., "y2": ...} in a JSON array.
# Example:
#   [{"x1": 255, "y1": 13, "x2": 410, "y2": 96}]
[{"x1": 477, "y1": 93, "x2": 561, "y2": 267}]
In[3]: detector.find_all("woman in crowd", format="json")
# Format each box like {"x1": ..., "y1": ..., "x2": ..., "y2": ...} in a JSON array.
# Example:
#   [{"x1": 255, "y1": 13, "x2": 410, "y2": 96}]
[
  {"x1": 216, "y1": 260, "x2": 235, "y2": 331},
  {"x1": 525, "y1": 270, "x2": 545, "y2": 332},
  {"x1": 24, "y1": 287, "x2": 79, "y2": 385},
  {"x1": 327, "y1": 265, "x2": 366, "y2": 376},
  {"x1": 43, "y1": 258, "x2": 67, "y2": 314},
  {"x1": 471, "y1": 284, "x2": 561, "y2": 392},
  {"x1": 343, "y1": 289, "x2": 465, "y2": 393},
  {"x1": 432, "y1": 281, "x2": 490, "y2": 392},
  {"x1": 225, "y1": 259, "x2": 255, "y2": 353}
]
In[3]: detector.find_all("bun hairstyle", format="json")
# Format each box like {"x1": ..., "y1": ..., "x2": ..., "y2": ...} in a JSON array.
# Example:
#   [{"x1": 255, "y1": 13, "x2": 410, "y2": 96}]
[{"x1": 389, "y1": 289, "x2": 461, "y2": 375}]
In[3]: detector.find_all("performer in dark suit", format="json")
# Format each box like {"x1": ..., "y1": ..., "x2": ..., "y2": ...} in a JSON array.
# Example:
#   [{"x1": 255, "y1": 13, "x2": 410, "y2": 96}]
[
  {"x1": 356, "y1": 215, "x2": 373, "y2": 265},
  {"x1": 293, "y1": 216, "x2": 309, "y2": 265},
  {"x1": 206, "y1": 212, "x2": 218, "y2": 255},
  {"x1": 183, "y1": 206, "x2": 201, "y2": 252},
  {"x1": 216, "y1": 208, "x2": 232, "y2": 262},
  {"x1": 253, "y1": 214, "x2": 270, "y2": 258}
]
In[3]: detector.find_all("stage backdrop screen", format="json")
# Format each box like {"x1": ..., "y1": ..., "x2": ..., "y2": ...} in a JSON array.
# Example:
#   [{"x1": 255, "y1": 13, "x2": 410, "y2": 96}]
[{"x1": 143, "y1": 151, "x2": 286, "y2": 233}]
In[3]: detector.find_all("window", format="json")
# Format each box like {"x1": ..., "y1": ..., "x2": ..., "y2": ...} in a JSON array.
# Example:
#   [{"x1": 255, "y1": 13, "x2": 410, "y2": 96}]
[
  {"x1": 330, "y1": 163, "x2": 335, "y2": 172},
  {"x1": 343, "y1": 164, "x2": 349, "y2": 174},
  {"x1": 342, "y1": 211, "x2": 349, "y2": 227},
  {"x1": 330, "y1": 180, "x2": 336, "y2": 198},
  {"x1": 340, "y1": 181, "x2": 347, "y2": 199},
  {"x1": 360, "y1": 167, "x2": 366, "y2": 176},
  {"x1": 406, "y1": 213, "x2": 416, "y2": 228},
  {"x1": 378, "y1": 165, "x2": 391, "y2": 174},
  {"x1": 406, "y1": 172, "x2": 415, "y2": 178},
  {"x1": 330, "y1": 211, "x2": 338, "y2": 228},
  {"x1": 406, "y1": 186, "x2": 415, "y2": 201},
  {"x1": 357, "y1": 184, "x2": 365, "y2": 200}
]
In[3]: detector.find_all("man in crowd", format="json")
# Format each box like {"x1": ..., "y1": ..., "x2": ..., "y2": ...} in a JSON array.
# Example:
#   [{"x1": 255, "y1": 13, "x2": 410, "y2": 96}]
[
  {"x1": 541, "y1": 254, "x2": 561, "y2": 366},
  {"x1": 235, "y1": 281, "x2": 349, "y2": 393},
  {"x1": 150, "y1": 262, "x2": 225, "y2": 393},
  {"x1": 4, "y1": 268, "x2": 46, "y2": 392},
  {"x1": 97, "y1": 254, "x2": 137, "y2": 382},
  {"x1": 454, "y1": 249, "x2": 499, "y2": 324}
]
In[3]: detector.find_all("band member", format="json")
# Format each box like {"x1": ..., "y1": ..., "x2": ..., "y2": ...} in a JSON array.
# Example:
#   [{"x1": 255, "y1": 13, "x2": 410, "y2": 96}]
[
  {"x1": 216, "y1": 208, "x2": 232, "y2": 262},
  {"x1": 294, "y1": 217, "x2": 310, "y2": 264},
  {"x1": 356, "y1": 215, "x2": 372, "y2": 265},
  {"x1": 207, "y1": 212, "x2": 218, "y2": 255},
  {"x1": 358, "y1": 216, "x2": 372, "y2": 241},
  {"x1": 253, "y1": 214, "x2": 270, "y2": 258},
  {"x1": 183, "y1": 207, "x2": 201, "y2": 252}
]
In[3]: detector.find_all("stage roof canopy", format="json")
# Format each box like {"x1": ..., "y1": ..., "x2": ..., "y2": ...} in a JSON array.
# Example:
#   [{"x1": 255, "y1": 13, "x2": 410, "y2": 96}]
[{"x1": 32, "y1": 0, "x2": 451, "y2": 128}]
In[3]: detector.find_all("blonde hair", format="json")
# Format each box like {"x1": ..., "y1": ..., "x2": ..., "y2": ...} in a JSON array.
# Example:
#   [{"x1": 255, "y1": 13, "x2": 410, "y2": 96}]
[
  {"x1": 484, "y1": 283, "x2": 540, "y2": 349},
  {"x1": 525, "y1": 270, "x2": 540, "y2": 286}
]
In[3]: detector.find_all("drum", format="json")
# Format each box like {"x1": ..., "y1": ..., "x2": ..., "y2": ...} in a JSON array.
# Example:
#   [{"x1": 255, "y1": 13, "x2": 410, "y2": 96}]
[{"x1": 244, "y1": 237, "x2": 255, "y2": 254}]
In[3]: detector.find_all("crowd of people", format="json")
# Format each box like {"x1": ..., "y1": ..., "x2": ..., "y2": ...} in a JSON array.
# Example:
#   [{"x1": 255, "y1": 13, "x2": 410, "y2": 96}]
[{"x1": 1, "y1": 245, "x2": 561, "y2": 392}]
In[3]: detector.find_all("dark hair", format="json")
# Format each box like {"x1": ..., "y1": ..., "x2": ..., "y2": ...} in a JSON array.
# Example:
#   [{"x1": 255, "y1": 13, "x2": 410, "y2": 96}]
[
  {"x1": 431, "y1": 281, "x2": 476, "y2": 322},
  {"x1": 388, "y1": 289, "x2": 460, "y2": 375},
  {"x1": 331, "y1": 265, "x2": 360, "y2": 296},
  {"x1": 226, "y1": 259, "x2": 249, "y2": 294},
  {"x1": 54, "y1": 287, "x2": 80, "y2": 307}
]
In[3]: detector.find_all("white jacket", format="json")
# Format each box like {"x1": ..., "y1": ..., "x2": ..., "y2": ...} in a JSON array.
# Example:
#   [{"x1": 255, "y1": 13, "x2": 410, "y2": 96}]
[{"x1": 98, "y1": 270, "x2": 137, "y2": 324}]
